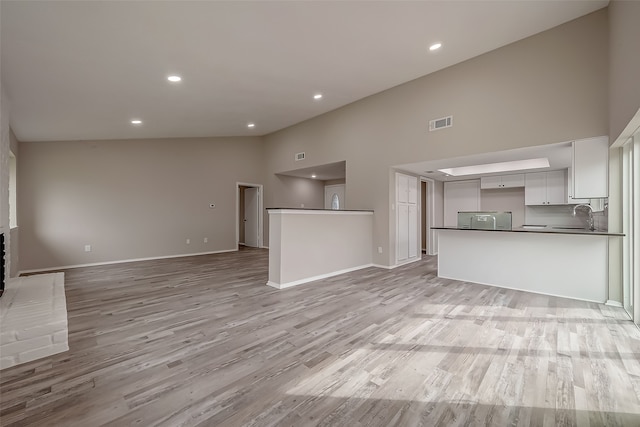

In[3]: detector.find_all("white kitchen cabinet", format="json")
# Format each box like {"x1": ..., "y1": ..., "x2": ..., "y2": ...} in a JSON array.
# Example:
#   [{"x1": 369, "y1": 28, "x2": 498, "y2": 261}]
[
  {"x1": 567, "y1": 168, "x2": 590, "y2": 204},
  {"x1": 524, "y1": 170, "x2": 566, "y2": 205},
  {"x1": 396, "y1": 172, "x2": 419, "y2": 263},
  {"x1": 444, "y1": 180, "x2": 481, "y2": 226},
  {"x1": 572, "y1": 136, "x2": 609, "y2": 199},
  {"x1": 480, "y1": 176, "x2": 501, "y2": 189},
  {"x1": 480, "y1": 174, "x2": 524, "y2": 189},
  {"x1": 396, "y1": 173, "x2": 417, "y2": 205},
  {"x1": 500, "y1": 174, "x2": 525, "y2": 188}
]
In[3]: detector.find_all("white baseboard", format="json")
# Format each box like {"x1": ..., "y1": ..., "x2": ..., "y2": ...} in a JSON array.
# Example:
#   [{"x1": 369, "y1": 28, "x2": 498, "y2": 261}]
[
  {"x1": 605, "y1": 300, "x2": 623, "y2": 308},
  {"x1": 266, "y1": 263, "x2": 374, "y2": 289},
  {"x1": 438, "y1": 273, "x2": 606, "y2": 304},
  {"x1": 371, "y1": 264, "x2": 394, "y2": 270},
  {"x1": 18, "y1": 248, "x2": 238, "y2": 275},
  {"x1": 260, "y1": 246, "x2": 269, "y2": 249},
  {"x1": 372, "y1": 256, "x2": 422, "y2": 270}
]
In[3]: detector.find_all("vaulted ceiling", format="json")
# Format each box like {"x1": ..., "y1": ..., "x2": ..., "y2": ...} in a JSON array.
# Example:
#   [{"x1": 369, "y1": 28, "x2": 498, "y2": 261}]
[{"x1": 1, "y1": 1, "x2": 608, "y2": 142}]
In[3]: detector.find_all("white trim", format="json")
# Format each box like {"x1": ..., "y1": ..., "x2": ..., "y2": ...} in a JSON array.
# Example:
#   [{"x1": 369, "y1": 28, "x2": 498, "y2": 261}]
[
  {"x1": 260, "y1": 246, "x2": 269, "y2": 250},
  {"x1": 236, "y1": 182, "x2": 264, "y2": 249},
  {"x1": 267, "y1": 209, "x2": 372, "y2": 215},
  {"x1": 372, "y1": 263, "x2": 395, "y2": 270},
  {"x1": 17, "y1": 248, "x2": 238, "y2": 275},
  {"x1": 266, "y1": 264, "x2": 373, "y2": 289},
  {"x1": 438, "y1": 273, "x2": 606, "y2": 304},
  {"x1": 372, "y1": 256, "x2": 422, "y2": 270},
  {"x1": 394, "y1": 256, "x2": 422, "y2": 269},
  {"x1": 605, "y1": 300, "x2": 623, "y2": 308}
]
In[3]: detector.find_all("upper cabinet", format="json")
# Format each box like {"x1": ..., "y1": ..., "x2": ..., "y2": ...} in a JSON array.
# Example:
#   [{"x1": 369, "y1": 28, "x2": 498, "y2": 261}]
[
  {"x1": 572, "y1": 136, "x2": 609, "y2": 199},
  {"x1": 397, "y1": 173, "x2": 418, "y2": 205},
  {"x1": 567, "y1": 167, "x2": 590, "y2": 204},
  {"x1": 480, "y1": 173, "x2": 524, "y2": 189},
  {"x1": 525, "y1": 170, "x2": 567, "y2": 205}
]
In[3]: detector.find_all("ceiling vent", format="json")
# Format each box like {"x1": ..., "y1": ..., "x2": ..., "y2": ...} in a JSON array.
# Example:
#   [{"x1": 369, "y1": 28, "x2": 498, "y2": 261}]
[
  {"x1": 429, "y1": 115, "x2": 453, "y2": 131},
  {"x1": 295, "y1": 152, "x2": 306, "y2": 161}
]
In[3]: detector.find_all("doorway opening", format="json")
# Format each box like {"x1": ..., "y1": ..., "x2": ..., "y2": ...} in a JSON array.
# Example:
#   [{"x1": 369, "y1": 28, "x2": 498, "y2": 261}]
[
  {"x1": 421, "y1": 178, "x2": 437, "y2": 255},
  {"x1": 324, "y1": 184, "x2": 345, "y2": 210},
  {"x1": 236, "y1": 183, "x2": 263, "y2": 249}
]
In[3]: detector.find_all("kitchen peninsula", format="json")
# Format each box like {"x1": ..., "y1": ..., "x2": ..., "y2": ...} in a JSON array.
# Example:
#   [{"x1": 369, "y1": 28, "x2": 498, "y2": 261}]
[{"x1": 433, "y1": 226, "x2": 623, "y2": 303}]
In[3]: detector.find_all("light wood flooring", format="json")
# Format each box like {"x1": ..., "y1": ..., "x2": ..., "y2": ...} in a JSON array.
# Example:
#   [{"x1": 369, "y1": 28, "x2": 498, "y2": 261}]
[{"x1": 1, "y1": 248, "x2": 640, "y2": 426}]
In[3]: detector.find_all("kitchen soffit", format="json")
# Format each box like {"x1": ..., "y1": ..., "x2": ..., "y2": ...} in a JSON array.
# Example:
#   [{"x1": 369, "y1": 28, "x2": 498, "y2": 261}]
[{"x1": 396, "y1": 141, "x2": 574, "y2": 181}]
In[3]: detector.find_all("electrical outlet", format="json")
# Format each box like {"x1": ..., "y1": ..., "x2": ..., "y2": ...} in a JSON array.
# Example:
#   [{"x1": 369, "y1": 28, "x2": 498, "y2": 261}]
[
  {"x1": 204, "y1": 237, "x2": 208, "y2": 243},
  {"x1": 378, "y1": 246, "x2": 383, "y2": 254},
  {"x1": 186, "y1": 239, "x2": 190, "y2": 244},
  {"x1": 84, "y1": 245, "x2": 92, "y2": 252},
  {"x1": 301, "y1": 203, "x2": 305, "y2": 208}
]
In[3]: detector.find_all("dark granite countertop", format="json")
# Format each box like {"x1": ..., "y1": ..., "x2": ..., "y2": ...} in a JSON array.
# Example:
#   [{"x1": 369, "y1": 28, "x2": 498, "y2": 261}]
[
  {"x1": 431, "y1": 226, "x2": 624, "y2": 237},
  {"x1": 267, "y1": 208, "x2": 374, "y2": 212}
]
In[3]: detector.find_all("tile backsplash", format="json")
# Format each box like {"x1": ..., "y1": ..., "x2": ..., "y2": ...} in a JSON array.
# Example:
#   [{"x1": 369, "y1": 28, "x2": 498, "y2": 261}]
[{"x1": 525, "y1": 201, "x2": 608, "y2": 230}]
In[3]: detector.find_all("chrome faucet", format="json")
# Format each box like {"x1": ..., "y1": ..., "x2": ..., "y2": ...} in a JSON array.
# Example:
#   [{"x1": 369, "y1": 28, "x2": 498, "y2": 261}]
[{"x1": 572, "y1": 204, "x2": 595, "y2": 231}]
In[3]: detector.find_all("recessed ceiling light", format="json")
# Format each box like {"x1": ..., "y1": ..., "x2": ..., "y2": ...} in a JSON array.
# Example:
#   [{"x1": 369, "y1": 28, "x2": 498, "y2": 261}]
[
  {"x1": 429, "y1": 43, "x2": 442, "y2": 51},
  {"x1": 311, "y1": 174, "x2": 317, "y2": 178},
  {"x1": 247, "y1": 123, "x2": 255, "y2": 128},
  {"x1": 167, "y1": 75, "x2": 182, "y2": 82},
  {"x1": 438, "y1": 158, "x2": 550, "y2": 177},
  {"x1": 130, "y1": 119, "x2": 142, "y2": 125},
  {"x1": 313, "y1": 94, "x2": 323, "y2": 100}
]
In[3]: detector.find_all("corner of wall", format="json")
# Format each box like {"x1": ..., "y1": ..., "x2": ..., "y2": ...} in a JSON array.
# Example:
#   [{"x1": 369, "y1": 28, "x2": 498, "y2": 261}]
[{"x1": 1, "y1": 86, "x2": 13, "y2": 281}]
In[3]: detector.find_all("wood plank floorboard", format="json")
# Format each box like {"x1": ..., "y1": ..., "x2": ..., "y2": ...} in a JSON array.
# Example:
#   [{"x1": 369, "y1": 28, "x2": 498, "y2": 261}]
[{"x1": 2, "y1": 247, "x2": 640, "y2": 426}]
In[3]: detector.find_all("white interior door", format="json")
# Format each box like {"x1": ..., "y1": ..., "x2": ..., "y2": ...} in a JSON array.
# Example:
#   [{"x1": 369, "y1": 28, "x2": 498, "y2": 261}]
[
  {"x1": 244, "y1": 187, "x2": 259, "y2": 247},
  {"x1": 408, "y1": 204, "x2": 418, "y2": 258},
  {"x1": 324, "y1": 184, "x2": 345, "y2": 210},
  {"x1": 397, "y1": 204, "x2": 409, "y2": 261},
  {"x1": 396, "y1": 172, "x2": 419, "y2": 264}
]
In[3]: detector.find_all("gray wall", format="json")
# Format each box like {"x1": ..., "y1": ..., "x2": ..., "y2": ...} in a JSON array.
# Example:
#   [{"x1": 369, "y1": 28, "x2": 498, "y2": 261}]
[
  {"x1": 11, "y1": 8, "x2": 621, "y2": 272},
  {"x1": 609, "y1": 0, "x2": 640, "y2": 142},
  {"x1": 264, "y1": 10, "x2": 609, "y2": 266},
  {"x1": 607, "y1": 1, "x2": 640, "y2": 303},
  {"x1": 0, "y1": 86, "x2": 13, "y2": 281},
  {"x1": 270, "y1": 175, "x2": 325, "y2": 209},
  {"x1": 18, "y1": 137, "x2": 265, "y2": 270},
  {"x1": 481, "y1": 188, "x2": 526, "y2": 228}
]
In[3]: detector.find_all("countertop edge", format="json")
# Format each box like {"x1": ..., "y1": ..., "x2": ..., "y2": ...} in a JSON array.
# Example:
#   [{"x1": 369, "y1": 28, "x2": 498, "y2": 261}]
[
  {"x1": 267, "y1": 208, "x2": 374, "y2": 214},
  {"x1": 431, "y1": 227, "x2": 624, "y2": 237},
  {"x1": 266, "y1": 208, "x2": 373, "y2": 213}
]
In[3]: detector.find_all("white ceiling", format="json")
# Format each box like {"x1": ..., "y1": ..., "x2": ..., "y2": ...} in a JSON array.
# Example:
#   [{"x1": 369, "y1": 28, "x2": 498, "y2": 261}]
[{"x1": 1, "y1": 0, "x2": 608, "y2": 142}]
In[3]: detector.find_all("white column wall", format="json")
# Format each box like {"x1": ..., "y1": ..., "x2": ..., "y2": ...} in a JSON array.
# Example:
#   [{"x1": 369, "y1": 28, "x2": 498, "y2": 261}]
[{"x1": 268, "y1": 210, "x2": 373, "y2": 289}]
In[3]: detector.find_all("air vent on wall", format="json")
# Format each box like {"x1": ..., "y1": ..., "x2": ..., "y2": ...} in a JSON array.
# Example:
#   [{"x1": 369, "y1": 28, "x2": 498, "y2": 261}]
[
  {"x1": 295, "y1": 152, "x2": 306, "y2": 161},
  {"x1": 429, "y1": 115, "x2": 453, "y2": 131}
]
